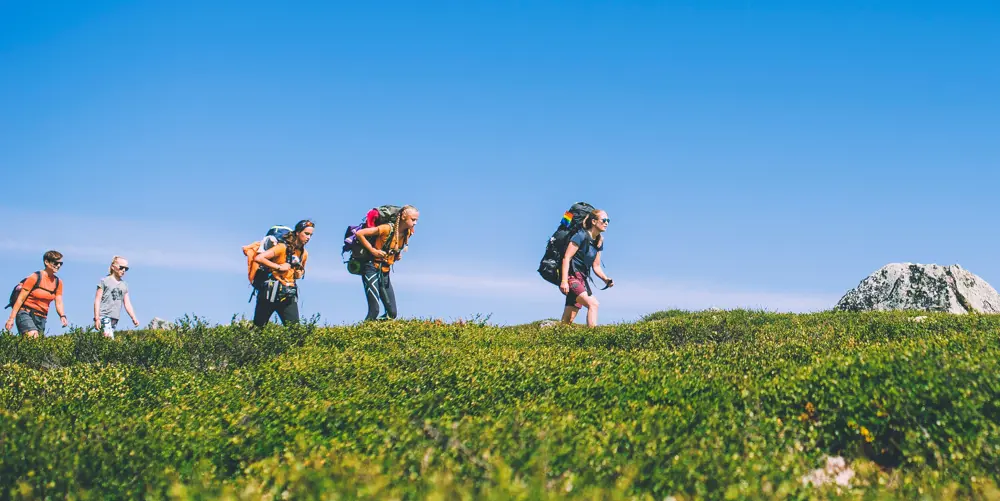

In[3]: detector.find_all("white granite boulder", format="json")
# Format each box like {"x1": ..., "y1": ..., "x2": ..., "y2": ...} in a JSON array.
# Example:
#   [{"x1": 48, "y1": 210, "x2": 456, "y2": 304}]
[
  {"x1": 147, "y1": 317, "x2": 176, "y2": 330},
  {"x1": 836, "y1": 263, "x2": 1000, "y2": 314}
]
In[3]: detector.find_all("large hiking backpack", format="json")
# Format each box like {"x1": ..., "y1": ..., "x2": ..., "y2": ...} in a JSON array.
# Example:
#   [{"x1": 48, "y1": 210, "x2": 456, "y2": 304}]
[
  {"x1": 5, "y1": 271, "x2": 60, "y2": 310},
  {"x1": 242, "y1": 225, "x2": 293, "y2": 291},
  {"x1": 342, "y1": 205, "x2": 402, "y2": 275},
  {"x1": 537, "y1": 202, "x2": 596, "y2": 286}
]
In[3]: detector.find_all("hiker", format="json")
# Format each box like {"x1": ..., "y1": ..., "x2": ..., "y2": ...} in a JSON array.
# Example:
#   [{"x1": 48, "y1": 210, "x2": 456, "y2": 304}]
[
  {"x1": 93, "y1": 256, "x2": 139, "y2": 338},
  {"x1": 354, "y1": 205, "x2": 418, "y2": 321},
  {"x1": 4, "y1": 250, "x2": 68, "y2": 337},
  {"x1": 560, "y1": 209, "x2": 614, "y2": 327},
  {"x1": 251, "y1": 219, "x2": 314, "y2": 327}
]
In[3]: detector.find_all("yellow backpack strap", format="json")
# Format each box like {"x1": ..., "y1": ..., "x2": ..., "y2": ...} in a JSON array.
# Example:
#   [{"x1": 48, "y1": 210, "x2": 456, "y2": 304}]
[{"x1": 382, "y1": 223, "x2": 396, "y2": 253}]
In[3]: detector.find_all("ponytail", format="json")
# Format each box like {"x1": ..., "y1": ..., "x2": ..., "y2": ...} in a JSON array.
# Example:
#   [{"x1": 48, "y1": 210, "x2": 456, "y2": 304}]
[
  {"x1": 108, "y1": 256, "x2": 124, "y2": 276},
  {"x1": 582, "y1": 209, "x2": 602, "y2": 230}
]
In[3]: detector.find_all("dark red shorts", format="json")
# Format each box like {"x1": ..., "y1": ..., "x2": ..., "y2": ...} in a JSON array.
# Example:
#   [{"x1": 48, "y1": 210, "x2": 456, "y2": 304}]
[{"x1": 564, "y1": 272, "x2": 592, "y2": 308}]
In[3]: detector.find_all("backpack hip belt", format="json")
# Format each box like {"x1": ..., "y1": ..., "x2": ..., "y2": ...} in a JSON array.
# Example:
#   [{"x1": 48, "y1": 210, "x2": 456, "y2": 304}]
[{"x1": 19, "y1": 306, "x2": 46, "y2": 317}]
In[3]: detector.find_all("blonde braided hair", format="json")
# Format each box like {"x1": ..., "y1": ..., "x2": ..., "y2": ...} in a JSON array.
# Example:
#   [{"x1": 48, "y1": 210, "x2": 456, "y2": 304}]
[{"x1": 391, "y1": 205, "x2": 417, "y2": 252}]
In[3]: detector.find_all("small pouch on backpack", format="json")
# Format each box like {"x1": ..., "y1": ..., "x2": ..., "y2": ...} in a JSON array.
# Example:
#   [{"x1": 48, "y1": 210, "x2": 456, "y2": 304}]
[
  {"x1": 277, "y1": 283, "x2": 298, "y2": 302},
  {"x1": 346, "y1": 258, "x2": 364, "y2": 276}
]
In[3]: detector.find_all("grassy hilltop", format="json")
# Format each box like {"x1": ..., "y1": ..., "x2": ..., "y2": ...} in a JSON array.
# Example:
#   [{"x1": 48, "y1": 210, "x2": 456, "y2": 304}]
[{"x1": 2, "y1": 311, "x2": 1000, "y2": 500}]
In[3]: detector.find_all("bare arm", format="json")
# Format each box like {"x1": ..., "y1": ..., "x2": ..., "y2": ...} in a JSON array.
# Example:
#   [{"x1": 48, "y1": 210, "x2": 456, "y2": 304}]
[
  {"x1": 355, "y1": 226, "x2": 387, "y2": 259},
  {"x1": 123, "y1": 292, "x2": 138, "y2": 326},
  {"x1": 9, "y1": 289, "x2": 29, "y2": 319},
  {"x1": 55, "y1": 293, "x2": 67, "y2": 327},
  {"x1": 254, "y1": 247, "x2": 290, "y2": 272},
  {"x1": 94, "y1": 286, "x2": 103, "y2": 329},
  {"x1": 5, "y1": 289, "x2": 30, "y2": 330},
  {"x1": 593, "y1": 251, "x2": 612, "y2": 286},
  {"x1": 561, "y1": 241, "x2": 580, "y2": 286}
]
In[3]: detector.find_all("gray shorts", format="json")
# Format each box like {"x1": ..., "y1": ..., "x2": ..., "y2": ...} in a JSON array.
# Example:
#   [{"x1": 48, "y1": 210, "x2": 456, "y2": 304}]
[{"x1": 15, "y1": 309, "x2": 47, "y2": 336}]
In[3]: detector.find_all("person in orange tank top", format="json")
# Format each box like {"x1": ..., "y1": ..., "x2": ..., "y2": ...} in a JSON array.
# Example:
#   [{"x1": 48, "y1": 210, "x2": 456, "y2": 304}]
[
  {"x1": 354, "y1": 206, "x2": 418, "y2": 321},
  {"x1": 252, "y1": 220, "x2": 315, "y2": 327},
  {"x1": 5, "y1": 250, "x2": 68, "y2": 337}
]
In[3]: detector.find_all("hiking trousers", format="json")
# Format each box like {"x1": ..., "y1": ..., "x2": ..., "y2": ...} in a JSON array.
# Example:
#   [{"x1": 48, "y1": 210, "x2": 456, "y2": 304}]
[
  {"x1": 362, "y1": 263, "x2": 397, "y2": 321},
  {"x1": 253, "y1": 294, "x2": 299, "y2": 327}
]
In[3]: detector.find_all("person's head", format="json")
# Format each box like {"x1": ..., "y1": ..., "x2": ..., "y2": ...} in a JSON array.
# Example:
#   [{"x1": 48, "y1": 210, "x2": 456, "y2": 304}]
[
  {"x1": 43, "y1": 250, "x2": 63, "y2": 274},
  {"x1": 397, "y1": 206, "x2": 419, "y2": 231},
  {"x1": 109, "y1": 256, "x2": 129, "y2": 278},
  {"x1": 583, "y1": 209, "x2": 610, "y2": 234},
  {"x1": 285, "y1": 219, "x2": 315, "y2": 250}
]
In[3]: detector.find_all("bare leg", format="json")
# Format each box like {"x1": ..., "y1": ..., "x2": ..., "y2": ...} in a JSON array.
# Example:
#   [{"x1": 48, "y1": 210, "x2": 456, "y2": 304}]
[
  {"x1": 561, "y1": 305, "x2": 579, "y2": 324},
  {"x1": 574, "y1": 293, "x2": 600, "y2": 327}
]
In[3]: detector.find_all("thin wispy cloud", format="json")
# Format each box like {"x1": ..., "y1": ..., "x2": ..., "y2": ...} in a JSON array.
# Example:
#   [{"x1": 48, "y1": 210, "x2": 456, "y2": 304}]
[{"x1": 0, "y1": 209, "x2": 839, "y2": 315}]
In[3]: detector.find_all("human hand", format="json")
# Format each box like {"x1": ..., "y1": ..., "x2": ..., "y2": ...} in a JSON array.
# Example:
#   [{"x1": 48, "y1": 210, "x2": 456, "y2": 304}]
[
  {"x1": 372, "y1": 250, "x2": 388, "y2": 260},
  {"x1": 277, "y1": 263, "x2": 291, "y2": 272},
  {"x1": 132, "y1": 317, "x2": 139, "y2": 327},
  {"x1": 4, "y1": 317, "x2": 13, "y2": 332},
  {"x1": 559, "y1": 281, "x2": 569, "y2": 294},
  {"x1": 60, "y1": 316, "x2": 69, "y2": 327},
  {"x1": 95, "y1": 319, "x2": 101, "y2": 330}
]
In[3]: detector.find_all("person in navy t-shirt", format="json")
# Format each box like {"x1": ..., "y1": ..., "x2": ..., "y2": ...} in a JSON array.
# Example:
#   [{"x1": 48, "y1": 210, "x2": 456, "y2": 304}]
[{"x1": 559, "y1": 209, "x2": 614, "y2": 327}]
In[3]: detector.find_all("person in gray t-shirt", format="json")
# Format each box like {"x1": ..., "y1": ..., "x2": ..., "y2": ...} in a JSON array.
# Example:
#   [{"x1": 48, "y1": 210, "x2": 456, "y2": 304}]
[{"x1": 94, "y1": 256, "x2": 139, "y2": 338}]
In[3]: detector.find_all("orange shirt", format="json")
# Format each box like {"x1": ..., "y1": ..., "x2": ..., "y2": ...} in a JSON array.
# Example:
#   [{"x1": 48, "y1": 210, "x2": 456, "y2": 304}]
[
  {"x1": 373, "y1": 224, "x2": 411, "y2": 272},
  {"x1": 21, "y1": 272, "x2": 63, "y2": 316},
  {"x1": 270, "y1": 243, "x2": 308, "y2": 286}
]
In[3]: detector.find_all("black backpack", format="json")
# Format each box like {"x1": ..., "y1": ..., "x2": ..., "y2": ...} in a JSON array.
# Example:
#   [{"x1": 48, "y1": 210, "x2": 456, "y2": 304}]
[
  {"x1": 5, "y1": 272, "x2": 60, "y2": 310},
  {"x1": 537, "y1": 202, "x2": 596, "y2": 286}
]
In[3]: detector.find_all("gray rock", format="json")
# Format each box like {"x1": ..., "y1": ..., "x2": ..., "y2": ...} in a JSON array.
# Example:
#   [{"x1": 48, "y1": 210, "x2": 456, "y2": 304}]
[
  {"x1": 147, "y1": 317, "x2": 175, "y2": 330},
  {"x1": 836, "y1": 263, "x2": 1000, "y2": 314},
  {"x1": 538, "y1": 320, "x2": 561, "y2": 328}
]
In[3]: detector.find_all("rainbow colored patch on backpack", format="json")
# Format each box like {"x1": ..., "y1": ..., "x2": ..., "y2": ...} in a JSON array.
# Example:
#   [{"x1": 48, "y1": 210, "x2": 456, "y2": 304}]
[{"x1": 560, "y1": 211, "x2": 573, "y2": 227}]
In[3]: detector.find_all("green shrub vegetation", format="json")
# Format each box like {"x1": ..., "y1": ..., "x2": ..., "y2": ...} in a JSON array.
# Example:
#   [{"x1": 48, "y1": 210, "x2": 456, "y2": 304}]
[{"x1": 2, "y1": 310, "x2": 1000, "y2": 500}]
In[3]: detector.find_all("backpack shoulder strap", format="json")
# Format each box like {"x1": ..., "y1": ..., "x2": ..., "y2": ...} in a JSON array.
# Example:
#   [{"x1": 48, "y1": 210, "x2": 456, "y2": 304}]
[
  {"x1": 382, "y1": 223, "x2": 396, "y2": 253},
  {"x1": 35, "y1": 272, "x2": 60, "y2": 294},
  {"x1": 28, "y1": 271, "x2": 43, "y2": 292}
]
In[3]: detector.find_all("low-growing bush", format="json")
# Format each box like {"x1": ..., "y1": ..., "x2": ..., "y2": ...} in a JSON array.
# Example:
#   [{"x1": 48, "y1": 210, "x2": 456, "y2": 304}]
[{"x1": 2, "y1": 310, "x2": 999, "y2": 499}]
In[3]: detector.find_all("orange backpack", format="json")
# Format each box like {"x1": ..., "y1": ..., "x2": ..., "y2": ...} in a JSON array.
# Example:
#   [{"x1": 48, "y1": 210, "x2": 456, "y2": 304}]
[
  {"x1": 243, "y1": 225, "x2": 291, "y2": 290},
  {"x1": 242, "y1": 241, "x2": 263, "y2": 285}
]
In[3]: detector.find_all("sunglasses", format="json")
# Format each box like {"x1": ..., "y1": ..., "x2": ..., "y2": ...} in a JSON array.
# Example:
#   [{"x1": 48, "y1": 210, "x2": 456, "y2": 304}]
[
  {"x1": 49, "y1": 261, "x2": 64, "y2": 267},
  {"x1": 117, "y1": 265, "x2": 130, "y2": 272},
  {"x1": 600, "y1": 218, "x2": 611, "y2": 224}
]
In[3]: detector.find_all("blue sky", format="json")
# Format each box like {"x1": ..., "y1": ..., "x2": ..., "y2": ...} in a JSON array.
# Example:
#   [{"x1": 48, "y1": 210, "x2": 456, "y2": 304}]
[{"x1": 2, "y1": 1, "x2": 998, "y2": 331}]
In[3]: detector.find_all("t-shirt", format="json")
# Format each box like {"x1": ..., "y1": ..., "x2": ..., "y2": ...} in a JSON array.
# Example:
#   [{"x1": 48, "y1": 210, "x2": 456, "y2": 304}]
[
  {"x1": 97, "y1": 276, "x2": 129, "y2": 320},
  {"x1": 569, "y1": 229, "x2": 602, "y2": 277},
  {"x1": 372, "y1": 223, "x2": 410, "y2": 273},
  {"x1": 270, "y1": 243, "x2": 308, "y2": 286},
  {"x1": 21, "y1": 272, "x2": 63, "y2": 316}
]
